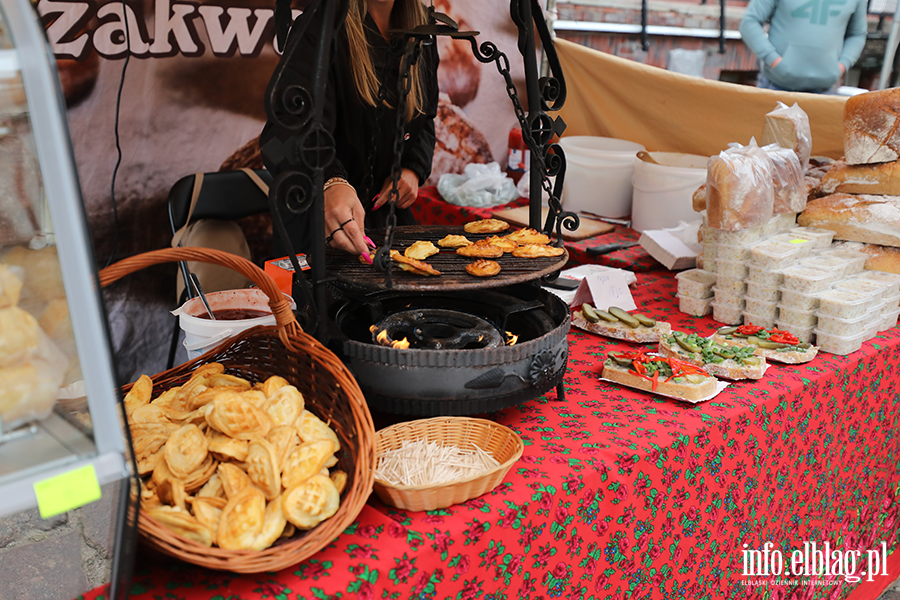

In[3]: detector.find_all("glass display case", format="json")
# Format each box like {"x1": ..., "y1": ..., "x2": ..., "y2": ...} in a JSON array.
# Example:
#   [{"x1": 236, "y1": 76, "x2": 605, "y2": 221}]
[{"x1": 0, "y1": 0, "x2": 134, "y2": 598}]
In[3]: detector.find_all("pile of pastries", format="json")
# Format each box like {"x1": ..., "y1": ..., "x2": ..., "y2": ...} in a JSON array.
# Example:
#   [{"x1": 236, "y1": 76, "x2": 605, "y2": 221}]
[{"x1": 128, "y1": 362, "x2": 345, "y2": 550}]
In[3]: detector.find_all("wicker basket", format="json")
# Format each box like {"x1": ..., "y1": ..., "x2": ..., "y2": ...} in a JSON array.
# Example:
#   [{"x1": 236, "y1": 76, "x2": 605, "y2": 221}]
[
  {"x1": 372, "y1": 417, "x2": 523, "y2": 512},
  {"x1": 100, "y1": 247, "x2": 375, "y2": 573}
]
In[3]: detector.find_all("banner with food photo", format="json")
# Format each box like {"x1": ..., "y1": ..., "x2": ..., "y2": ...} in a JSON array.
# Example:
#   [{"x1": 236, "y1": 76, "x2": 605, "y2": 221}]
[{"x1": 37, "y1": 0, "x2": 530, "y2": 378}]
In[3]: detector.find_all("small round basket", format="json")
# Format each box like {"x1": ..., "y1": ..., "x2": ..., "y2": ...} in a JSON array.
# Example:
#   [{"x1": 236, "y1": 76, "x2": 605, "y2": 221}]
[
  {"x1": 101, "y1": 248, "x2": 375, "y2": 573},
  {"x1": 372, "y1": 417, "x2": 523, "y2": 512}
]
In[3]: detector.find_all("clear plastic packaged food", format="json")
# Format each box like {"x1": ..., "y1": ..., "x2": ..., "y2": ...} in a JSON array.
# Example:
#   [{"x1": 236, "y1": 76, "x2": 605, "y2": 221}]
[
  {"x1": 713, "y1": 287, "x2": 746, "y2": 308},
  {"x1": 879, "y1": 307, "x2": 900, "y2": 331},
  {"x1": 775, "y1": 213, "x2": 798, "y2": 232},
  {"x1": 703, "y1": 241, "x2": 718, "y2": 261},
  {"x1": 751, "y1": 241, "x2": 806, "y2": 269},
  {"x1": 677, "y1": 294, "x2": 713, "y2": 317},
  {"x1": 767, "y1": 234, "x2": 816, "y2": 258},
  {"x1": 746, "y1": 281, "x2": 780, "y2": 303},
  {"x1": 762, "y1": 143, "x2": 806, "y2": 214},
  {"x1": 716, "y1": 258, "x2": 749, "y2": 279},
  {"x1": 715, "y1": 274, "x2": 746, "y2": 295},
  {"x1": 762, "y1": 101, "x2": 812, "y2": 170},
  {"x1": 742, "y1": 310, "x2": 776, "y2": 330},
  {"x1": 781, "y1": 265, "x2": 836, "y2": 294},
  {"x1": 703, "y1": 257, "x2": 718, "y2": 273},
  {"x1": 774, "y1": 321, "x2": 816, "y2": 344},
  {"x1": 834, "y1": 279, "x2": 887, "y2": 301},
  {"x1": 800, "y1": 255, "x2": 855, "y2": 279},
  {"x1": 716, "y1": 242, "x2": 752, "y2": 262},
  {"x1": 712, "y1": 301, "x2": 744, "y2": 325},
  {"x1": 716, "y1": 226, "x2": 764, "y2": 246},
  {"x1": 707, "y1": 143, "x2": 775, "y2": 232},
  {"x1": 675, "y1": 269, "x2": 717, "y2": 299},
  {"x1": 856, "y1": 271, "x2": 900, "y2": 297},
  {"x1": 816, "y1": 289, "x2": 877, "y2": 320},
  {"x1": 699, "y1": 226, "x2": 719, "y2": 244},
  {"x1": 819, "y1": 248, "x2": 867, "y2": 273},
  {"x1": 815, "y1": 312, "x2": 871, "y2": 337},
  {"x1": 814, "y1": 329, "x2": 867, "y2": 355},
  {"x1": 789, "y1": 226, "x2": 834, "y2": 249},
  {"x1": 744, "y1": 296, "x2": 777, "y2": 319},
  {"x1": 777, "y1": 305, "x2": 818, "y2": 328},
  {"x1": 882, "y1": 291, "x2": 900, "y2": 310},
  {"x1": 748, "y1": 264, "x2": 785, "y2": 288},
  {"x1": 778, "y1": 287, "x2": 822, "y2": 311}
]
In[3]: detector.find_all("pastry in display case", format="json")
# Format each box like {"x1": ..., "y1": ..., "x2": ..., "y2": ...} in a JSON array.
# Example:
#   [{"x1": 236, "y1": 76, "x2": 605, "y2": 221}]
[{"x1": 0, "y1": 0, "x2": 135, "y2": 598}]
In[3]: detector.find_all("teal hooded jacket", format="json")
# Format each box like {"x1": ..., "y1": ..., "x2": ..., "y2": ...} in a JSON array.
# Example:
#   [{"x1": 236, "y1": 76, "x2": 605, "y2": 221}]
[{"x1": 739, "y1": 0, "x2": 868, "y2": 92}]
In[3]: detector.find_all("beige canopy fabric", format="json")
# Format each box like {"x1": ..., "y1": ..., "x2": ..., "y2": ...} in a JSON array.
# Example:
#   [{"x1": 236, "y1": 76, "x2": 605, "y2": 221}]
[{"x1": 554, "y1": 39, "x2": 847, "y2": 159}]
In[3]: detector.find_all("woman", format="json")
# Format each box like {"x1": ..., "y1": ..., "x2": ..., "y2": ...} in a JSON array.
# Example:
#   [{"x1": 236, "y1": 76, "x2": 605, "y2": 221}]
[{"x1": 260, "y1": 0, "x2": 439, "y2": 259}]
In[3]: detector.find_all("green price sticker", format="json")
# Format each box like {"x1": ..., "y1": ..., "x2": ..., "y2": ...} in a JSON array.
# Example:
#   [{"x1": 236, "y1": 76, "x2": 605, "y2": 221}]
[{"x1": 33, "y1": 464, "x2": 102, "y2": 519}]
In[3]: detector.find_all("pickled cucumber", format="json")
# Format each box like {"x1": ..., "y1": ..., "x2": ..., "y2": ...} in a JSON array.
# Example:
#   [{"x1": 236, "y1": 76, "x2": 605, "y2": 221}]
[
  {"x1": 581, "y1": 304, "x2": 601, "y2": 323},
  {"x1": 608, "y1": 307, "x2": 640, "y2": 328},
  {"x1": 632, "y1": 313, "x2": 656, "y2": 328}
]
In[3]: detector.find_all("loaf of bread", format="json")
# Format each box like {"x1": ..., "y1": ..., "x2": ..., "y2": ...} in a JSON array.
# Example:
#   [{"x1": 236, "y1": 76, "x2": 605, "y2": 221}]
[
  {"x1": 818, "y1": 159, "x2": 900, "y2": 196},
  {"x1": 844, "y1": 89, "x2": 900, "y2": 165},
  {"x1": 762, "y1": 144, "x2": 806, "y2": 214},
  {"x1": 706, "y1": 145, "x2": 774, "y2": 231},
  {"x1": 832, "y1": 240, "x2": 900, "y2": 274},
  {"x1": 692, "y1": 183, "x2": 707, "y2": 212},
  {"x1": 798, "y1": 193, "x2": 900, "y2": 248},
  {"x1": 761, "y1": 102, "x2": 812, "y2": 170}
]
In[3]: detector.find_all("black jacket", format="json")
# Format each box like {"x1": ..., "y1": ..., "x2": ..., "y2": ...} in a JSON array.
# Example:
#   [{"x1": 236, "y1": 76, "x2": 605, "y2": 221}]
[{"x1": 260, "y1": 7, "x2": 439, "y2": 254}]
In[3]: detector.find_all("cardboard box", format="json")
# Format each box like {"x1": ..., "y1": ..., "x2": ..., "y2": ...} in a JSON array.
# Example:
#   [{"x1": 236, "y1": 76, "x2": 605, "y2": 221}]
[
  {"x1": 264, "y1": 254, "x2": 310, "y2": 296},
  {"x1": 639, "y1": 229, "x2": 698, "y2": 271}
]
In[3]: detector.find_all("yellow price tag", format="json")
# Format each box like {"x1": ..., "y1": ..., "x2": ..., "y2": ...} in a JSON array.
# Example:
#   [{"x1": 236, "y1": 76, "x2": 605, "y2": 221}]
[
  {"x1": 788, "y1": 239, "x2": 810, "y2": 244},
  {"x1": 33, "y1": 464, "x2": 102, "y2": 519}
]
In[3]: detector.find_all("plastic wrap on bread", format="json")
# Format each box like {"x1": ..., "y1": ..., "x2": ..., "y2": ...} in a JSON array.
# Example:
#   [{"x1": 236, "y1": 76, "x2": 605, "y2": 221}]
[
  {"x1": 706, "y1": 143, "x2": 774, "y2": 231},
  {"x1": 762, "y1": 143, "x2": 806, "y2": 214},
  {"x1": 761, "y1": 102, "x2": 812, "y2": 171}
]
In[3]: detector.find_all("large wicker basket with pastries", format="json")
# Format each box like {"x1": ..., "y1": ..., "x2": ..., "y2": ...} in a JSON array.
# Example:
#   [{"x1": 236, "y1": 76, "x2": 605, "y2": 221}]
[{"x1": 99, "y1": 248, "x2": 375, "y2": 573}]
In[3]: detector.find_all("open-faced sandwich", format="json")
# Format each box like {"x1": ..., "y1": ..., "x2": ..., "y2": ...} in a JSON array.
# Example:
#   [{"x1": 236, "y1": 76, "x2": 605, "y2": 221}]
[
  {"x1": 712, "y1": 323, "x2": 818, "y2": 364},
  {"x1": 601, "y1": 350, "x2": 718, "y2": 401},
  {"x1": 658, "y1": 331, "x2": 767, "y2": 380},
  {"x1": 573, "y1": 304, "x2": 671, "y2": 343}
]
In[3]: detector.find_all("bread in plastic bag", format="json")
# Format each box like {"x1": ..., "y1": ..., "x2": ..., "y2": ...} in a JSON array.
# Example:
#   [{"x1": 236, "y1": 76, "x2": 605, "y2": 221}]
[
  {"x1": 706, "y1": 142, "x2": 774, "y2": 231},
  {"x1": 761, "y1": 101, "x2": 812, "y2": 171},
  {"x1": 437, "y1": 162, "x2": 519, "y2": 208},
  {"x1": 762, "y1": 143, "x2": 806, "y2": 214}
]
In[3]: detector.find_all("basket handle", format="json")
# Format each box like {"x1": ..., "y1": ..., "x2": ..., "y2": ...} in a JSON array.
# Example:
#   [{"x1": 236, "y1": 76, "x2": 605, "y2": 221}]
[{"x1": 99, "y1": 247, "x2": 301, "y2": 346}]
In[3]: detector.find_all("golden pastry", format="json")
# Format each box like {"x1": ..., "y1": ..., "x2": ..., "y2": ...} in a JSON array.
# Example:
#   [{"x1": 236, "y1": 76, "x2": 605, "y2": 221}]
[
  {"x1": 330, "y1": 470, "x2": 348, "y2": 495},
  {"x1": 512, "y1": 244, "x2": 565, "y2": 258},
  {"x1": 207, "y1": 429, "x2": 249, "y2": 462},
  {"x1": 155, "y1": 478, "x2": 188, "y2": 511},
  {"x1": 0, "y1": 307, "x2": 39, "y2": 366},
  {"x1": 150, "y1": 387, "x2": 180, "y2": 410},
  {"x1": 404, "y1": 240, "x2": 439, "y2": 260},
  {"x1": 282, "y1": 474, "x2": 340, "y2": 530},
  {"x1": 262, "y1": 375, "x2": 291, "y2": 398},
  {"x1": 250, "y1": 498, "x2": 288, "y2": 551},
  {"x1": 131, "y1": 422, "x2": 175, "y2": 476},
  {"x1": 209, "y1": 373, "x2": 252, "y2": 390},
  {"x1": 483, "y1": 236, "x2": 517, "y2": 253},
  {"x1": 390, "y1": 250, "x2": 441, "y2": 276},
  {"x1": 129, "y1": 403, "x2": 170, "y2": 425},
  {"x1": 164, "y1": 424, "x2": 209, "y2": 479},
  {"x1": 280, "y1": 522, "x2": 296, "y2": 539},
  {"x1": 190, "y1": 497, "x2": 225, "y2": 539},
  {"x1": 205, "y1": 391, "x2": 272, "y2": 440},
  {"x1": 196, "y1": 473, "x2": 226, "y2": 499},
  {"x1": 437, "y1": 234, "x2": 472, "y2": 248},
  {"x1": 146, "y1": 506, "x2": 214, "y2": 547},
  {"x1": 151, "y1": 458, "x2": 177, "y2": 489},
  {"x1": 282, "y1": 439, "x2": 336, "y2": 489},
  {"x1": 179, "y1": 455, "x2": 217, "y2": 493},
  {"x1": 295, "y1": 410, "x2": 341, "y2": 452},
  {"x1": 267, "y1": 425, "x2": 300, "y2": 470},
  {"x1": 240, "y1": 389, "x2": 269, "y2": 409},
  {"x1": 123, "y1": 374, "x2": 153, "y2": 416},
  {"x1": 245, "y1": 439, "x2": 282, "y2": 500},
  {"x1": 217, "y1": 486, "x2": 266, "y2": 550},
  {"x1": 456, "y1": 241, "x2": 503, "y2": 259},
  {"x1": 264, "y1": 385, "x2": 304, "y2": 426},
  {"x1": 0, "y1": 264, "x2": 23, "y2": 309},
  {"x1": 506, "y1": 228, "x2": 550, "y2": 245},
  {"x1": 218, "y1": 462, "x2": 252, "y2": 499},
  {"x1": 463, "y1": 218, "x2": 509, "y2": 234},
  {"x1": 465, "y1": 259, "x2": 501, "y2": 277}
]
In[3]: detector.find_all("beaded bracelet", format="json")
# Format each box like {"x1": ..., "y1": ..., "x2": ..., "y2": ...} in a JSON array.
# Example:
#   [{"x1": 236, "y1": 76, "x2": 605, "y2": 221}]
[{"x1": 323, "y1": 176, "x2": 355, "y2": 194}]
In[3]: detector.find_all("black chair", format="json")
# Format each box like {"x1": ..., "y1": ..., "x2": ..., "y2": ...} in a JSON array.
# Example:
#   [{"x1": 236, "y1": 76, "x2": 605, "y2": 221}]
[{"x1": 166, "y1": 168, "x2": 273, "y2": 369}]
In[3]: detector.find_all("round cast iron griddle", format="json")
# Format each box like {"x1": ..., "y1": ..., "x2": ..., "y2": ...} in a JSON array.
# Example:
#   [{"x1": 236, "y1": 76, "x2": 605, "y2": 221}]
[{"x1": 324, "y1": 225, "x2": 568, "y2": 291}]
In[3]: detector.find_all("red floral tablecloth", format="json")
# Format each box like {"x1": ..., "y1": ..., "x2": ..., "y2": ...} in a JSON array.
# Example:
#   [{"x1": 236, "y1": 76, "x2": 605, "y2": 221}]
[
  {"x1": 412, "y1": 187, "x2": 656, "y2": 272},
  {"x1": 80, "y1": 271, "x2": 900, "y2": 600}
]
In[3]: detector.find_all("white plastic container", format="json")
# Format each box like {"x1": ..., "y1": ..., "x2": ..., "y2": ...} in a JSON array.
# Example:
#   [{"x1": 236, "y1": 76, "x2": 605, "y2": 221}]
[
  {"x1": 742, "y1": 311, "x2": 776, "y2": 330},
  {"x1": 631, "y1": 152, "x2": 707, "y2": 232},
  {"x1": 816, "y1": 312, "x2": 871, "y2": 337},
  {"x1": 768, "y1": 234, "x2": 816, "y2": 257},
  {"x1": 716, "y1": 275, "x2": 746, "y2": 295},
  {"x1": 781, "y1": 266, "x2": 836, "y2": 294},
  {"x1": 748, "y1": 265, "x2": 785, "y2": 288},
  {"x1": 856, "y1": 271, "x2": 900, "y2": 297},
  {"x1": 779, "y1": 287, "x2": 822, "y2": 311},
  {"x1": 716, "y1": 227, "x2": 764, "y2": 246},
  {"x1": 746, "y1": 281, "x2": 780, "y2": 303},
  {"x1": 879, "y1": 307, "x2": 900, "y2": 331},
  {"x1": 678, "y1": 294, "x2": 713, "y2": 317},
  {"x1": 834, "y1": 279, "x2": 887, "y2": 301},
  {"x1": 789, "y1": 226, "x2": 834, "y2": 249},
  {"x1": 713, "y1": 287, "x2": 746, "y2": 308},
  {"x1": 814, "y1": 329, "x2": 868, "y2": 355},
  {"x1": 173, "y1": 288, "x2": 294, "y2": 360},
  {"x1": 800, "y1": 255, "x2": 855, "y2": 279},
  {"x1": 560, "y1": 136, "x2": 644, "y2": 219},
  {"x1": 675, "y1": 269, "x2": 717, "y2": 299},
  {"x1": 775, "y1": 321, "x2": 815, "y2": 344},
  {"x1": 712, "y1": 302, "x2": 743, "y2": 325},
  {"x1": 816, "y1": 289, "x2": 875, "y2": 320},
  {"x1": 716, "y1": 242, "x2": 752, "y2": 262},
  {"x1": 777, "y1": 305, "x2": 818, "y2": 328},
  {"x1": 751, "y1": 242, "x2": 804, "y2": 269},
  {"x1": 716, "y1": 258, "x2": 749, "y2": 279},
  {"x1": 745, "y1": 296, "x2": 777, "y2": 319}
]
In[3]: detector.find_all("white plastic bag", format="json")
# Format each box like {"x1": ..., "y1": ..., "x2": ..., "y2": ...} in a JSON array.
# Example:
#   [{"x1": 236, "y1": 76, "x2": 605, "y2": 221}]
[
  {"x1": 761, "y1": 101, "x2": 812, "y2": 171},
  {"x1": 437, "y1": 162, "x2": 519, "y2": 208}
]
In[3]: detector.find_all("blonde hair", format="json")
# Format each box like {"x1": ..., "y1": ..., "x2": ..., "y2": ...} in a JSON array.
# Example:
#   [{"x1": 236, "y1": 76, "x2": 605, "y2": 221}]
[{"x1": 345, "y1": 0, "x2": 427, "y2": 122}]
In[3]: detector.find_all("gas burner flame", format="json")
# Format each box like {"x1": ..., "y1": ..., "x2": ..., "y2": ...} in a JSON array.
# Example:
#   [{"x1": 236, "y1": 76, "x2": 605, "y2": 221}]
[
  {"x1": 506, "y1": 331, "x2": 518, "y2": 346},
  {"x1": 374, "y1": 327, "x2": 410, "y2": 349}
]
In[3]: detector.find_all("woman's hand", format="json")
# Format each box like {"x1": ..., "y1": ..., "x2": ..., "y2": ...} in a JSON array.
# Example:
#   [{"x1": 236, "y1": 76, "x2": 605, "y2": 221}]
[
  {"x1": 324, "y1": 183, "x2": 370, "y2": 258},
  {"x1": 374, "y1": 168, "x2": 420, "y2": 211}
]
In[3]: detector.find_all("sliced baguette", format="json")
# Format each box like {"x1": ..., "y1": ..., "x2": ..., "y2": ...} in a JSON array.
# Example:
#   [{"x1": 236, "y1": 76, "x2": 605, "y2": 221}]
[
  {"x1": 657, "y1": 338, "x2": 767, "y2": 380},
  {"x1": 573, "y1": 310, "x2": 671, "y2": 343},
  {"x1": 711, "y1": 331, "x2": 818, "y2": 364},
  {"x1": 601, "y1": 359, "x2": 717, "y2": 402}
]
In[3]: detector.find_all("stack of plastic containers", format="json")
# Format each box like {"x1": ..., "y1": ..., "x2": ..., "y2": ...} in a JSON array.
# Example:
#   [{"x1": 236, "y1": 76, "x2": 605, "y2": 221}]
[{"x1": 675, "y1": 269, "x2": 717, "y2": 316}]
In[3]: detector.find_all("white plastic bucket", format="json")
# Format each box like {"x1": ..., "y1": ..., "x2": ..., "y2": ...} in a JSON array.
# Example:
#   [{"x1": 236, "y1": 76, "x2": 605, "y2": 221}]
[
  {"x1": 558, "y1": 136, "x2": 645, "y2": 218},
  {"x1": 631, "y1": 152, "x2": 708, "y2": 232},
  {"x1": 172, "y1": 288, "x2": 295, "y2": 360}
]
